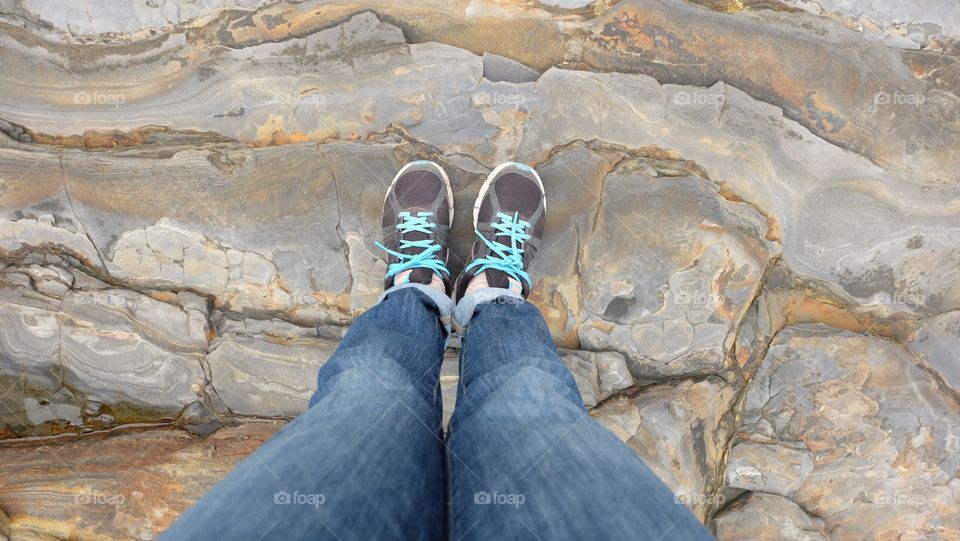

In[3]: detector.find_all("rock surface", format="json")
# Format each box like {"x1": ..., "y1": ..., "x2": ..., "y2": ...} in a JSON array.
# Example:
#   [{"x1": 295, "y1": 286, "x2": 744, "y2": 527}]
[
  {"x1": 593, "y1": 376, "x2": 737, "y2": 520},
  {"x1": 713, "y1": 492, "x2": 829, "y2": 541},
  {"x1": 0, "y1": 422, "x2": 280, "y2": 540},
  {"x1": 205, "y1": 320, "x2": 338, "y2": 417},
  {"x1": 0, "y1": 0, "x2": 957, "y2": 539},
  {"x1": 721, "y1": 325, "x2": 960, "y2": 540}
]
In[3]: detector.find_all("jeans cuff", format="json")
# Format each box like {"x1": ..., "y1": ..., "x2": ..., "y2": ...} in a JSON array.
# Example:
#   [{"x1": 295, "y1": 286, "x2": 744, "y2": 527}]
[
  {"x1": 376, "y1": 282, "x2": 454, "y2": 334},
  {"x1": 452, "y1": 287, "x2": 524, "y2": 332}
]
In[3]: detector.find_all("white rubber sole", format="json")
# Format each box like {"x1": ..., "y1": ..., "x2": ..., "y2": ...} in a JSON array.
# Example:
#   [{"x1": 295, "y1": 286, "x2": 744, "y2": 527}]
[
  {"x1": 383, "y1": 160, "x2": 455, "y2": 227},
  {"x1": 472, "y1": 161, "x2": 546, "y2": 228}
]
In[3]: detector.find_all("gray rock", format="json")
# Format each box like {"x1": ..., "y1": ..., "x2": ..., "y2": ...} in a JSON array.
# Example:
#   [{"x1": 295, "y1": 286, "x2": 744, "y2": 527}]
[
  {"x1": 205, "y1": 329, "x2": 338, "y2": 417},
  {"x1": 593, "y1": 376, "x2": 736, "y2": 520},
  {"x1": 59, "y1": 289, "x2": 208, "y2": 416},
  {"x1": 577, "y1": 168, "x2": 778, "y2": 379},
  {"x1": 560, "y1": 349, "x2": 633, "y2": 407},
  {"x1": 713, "y1": 492, "x2": 829, "y2": 541},
  {"x1": 0, "y1": 284, "x2": 208, "y2": 432},
  {"x1": 519, "y1": 70, "x2": 960, "y2": 315},
  {"x1": 0, "y1": 286, "x2": 64, "y2": 392},
  {"x1": 561, "y1": 351, "x2": 600, "y2": 406},
  {"x1": 482, "y1": 52, "x2": 541, "y2": 83},
  {"x1": 726, "y1": 324, "x2": 960, "y2": 540},
  {"x1": 441, "y1": 351, "x2": 459, "y2": 429},
  {"x1": 908, "y1": 311, "x2": 960, "y2": 394},
  {"x1": 780, "y1": 0, "x2": 960, "y2": 47}
]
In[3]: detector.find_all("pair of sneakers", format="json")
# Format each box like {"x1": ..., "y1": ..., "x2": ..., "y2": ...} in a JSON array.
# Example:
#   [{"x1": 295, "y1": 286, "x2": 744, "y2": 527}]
[{"x1": 377, "y1": 160, "x2": 545, "y2": 307}]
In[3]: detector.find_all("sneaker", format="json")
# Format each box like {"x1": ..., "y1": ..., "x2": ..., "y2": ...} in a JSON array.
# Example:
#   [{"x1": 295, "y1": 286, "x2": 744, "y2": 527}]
[
  {"x1": 375, "y1": 160, "x2": 454, "y2": 293},
  {"x1": 454, "y1": 162, "x2": 546, "y2": 301}
]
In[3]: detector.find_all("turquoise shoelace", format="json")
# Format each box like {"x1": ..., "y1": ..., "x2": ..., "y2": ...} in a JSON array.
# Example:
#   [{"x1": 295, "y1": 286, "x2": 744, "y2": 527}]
[
  {"x1": 465, "y1": 211, "x2": 532, "y2": 288},
  {"x1": 375, "y1": 211, "x2": 449, "y2": 280}
]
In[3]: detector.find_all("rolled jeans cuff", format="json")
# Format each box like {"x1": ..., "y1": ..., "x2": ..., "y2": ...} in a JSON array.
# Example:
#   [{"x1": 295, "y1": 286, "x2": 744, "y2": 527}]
[
  {"x1": 452, "y1": 287, "x2": 524, "y2": 332},
  {"x1": 375, "y1": 282, "x2": 454, "y2": 335}
]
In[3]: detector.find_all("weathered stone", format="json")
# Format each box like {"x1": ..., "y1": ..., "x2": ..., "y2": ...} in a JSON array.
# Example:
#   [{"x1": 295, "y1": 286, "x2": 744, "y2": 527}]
[
  {"x1": 561, "y1": 351, "x2": 600, "y2": 406},
  {"x1": 0, "y1": 505, "x2": 8, "y2": 541},
  {"x1": 0, "y1": 281, "x2": 209, "y2": 434},
  {"x1": 0, "y1": 423, "x2": 281, "y2": 541},
  {"x1": 908, "y1": 311, "x2": 960, "y2": 394},
  {"x1": 4, "y1": 1, "x2": 957, "y2": 182},
  {"x1": 205, "y1": 318, "x2": 337, "y2": 417},
  {"x1": 59, "y1": 289, "x2": 208, "y2": 419},
  {"x1": 13, "y1": 263, "x2": 74, "y2": 300},
  {"x1": 776, "y1": 0, "x2": 960, "y2": 49},
  {"x1": 577, "y1": 167, "x2": 779, "y2": 379},
  {"x1": 520, "y1": 69, "x2": 960, "y2": 315},
  {"x1": 592, "y1": 376, "x2": 737, "y2": 520},
  {"x1": 0, "y1": 285, "x2": 84, "y2": 437},
  {"x1": 725, "y1": 324, "x2": 960, "y2": 540},
  {"x1": 559, "y1": 349, "x2": 633, "y2": 407},
  {"x1": 713, "y1": 492, "x2": 829, "y2": 541},
  {"x1": 2, "y1": 11, "x2": 958, "y2": 322},
  {"x1": 0, "y1": 2, "x2": 957, "y2": 536},
  {"x1": 482, "y1": 52, "x2": 541, "y2": 83}
]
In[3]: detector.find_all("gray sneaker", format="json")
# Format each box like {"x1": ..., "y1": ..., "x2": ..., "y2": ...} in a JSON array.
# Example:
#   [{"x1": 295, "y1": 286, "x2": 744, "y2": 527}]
[
  {"x1": 454, "y1": 162, "x2": 546, "y2": 301},
  {"x1": 376, "y1": 160, "x2": 454, "y2": 293}
]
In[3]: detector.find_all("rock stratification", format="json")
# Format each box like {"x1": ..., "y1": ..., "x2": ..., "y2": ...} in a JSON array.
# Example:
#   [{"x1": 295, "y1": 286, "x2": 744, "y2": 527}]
[{"x1": 0, "y1": 2, "x2": 958, "y2": 540}]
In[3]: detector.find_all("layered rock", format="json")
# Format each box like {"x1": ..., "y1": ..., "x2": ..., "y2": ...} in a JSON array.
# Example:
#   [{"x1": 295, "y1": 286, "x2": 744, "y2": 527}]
[
  {"x1": 3, "y1": 10, "x2": 957, "y2": 323},
  {"x1": 0, "y1": 268, "x2": 208, "y2": 435},
  {"x1": 720, "y1": 325, "x2": 960, "y2": 540},
  {"x1": 0, "y1": 423, "x2": 281, "y2": 540},
  {"x1": 593, "y1": 376, "x2": 737, "y2": 520},
  {"x1": 206, "y1": 318, "x2": 339, "y2": 417},
  {"x1": 907, "y1": 311, "x2": 960, "y2": 395},
  {"x1": 575, "y1": 165, "x2": 778, "y2": 379},
  {"x1": 560, "y1": 349, "x2": 633, "y2": 407},
  {"x1": 713, "y1": 492, "x2": 829, "y2": 541},
  {"x1": 0, "y1": 2, "x2": 958, "y2": 540}
]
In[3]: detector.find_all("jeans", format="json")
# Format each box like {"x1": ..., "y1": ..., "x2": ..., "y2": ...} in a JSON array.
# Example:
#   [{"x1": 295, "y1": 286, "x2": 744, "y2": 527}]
[{"x1": 161, "y1": 287, "x2": 714, "y2": 540}]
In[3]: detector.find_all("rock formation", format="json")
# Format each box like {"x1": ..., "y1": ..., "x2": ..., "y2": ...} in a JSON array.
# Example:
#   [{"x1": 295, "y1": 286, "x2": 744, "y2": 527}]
[{"x1": 0, "y1": 1, "x2": 958, "y2": 539}]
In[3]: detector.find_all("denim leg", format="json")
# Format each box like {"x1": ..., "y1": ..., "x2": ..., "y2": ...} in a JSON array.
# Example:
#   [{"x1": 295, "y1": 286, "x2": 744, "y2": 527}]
[
  {"x1": 161, "y1": 287, "x2": 447, "y2": 541},
  {"x1": 447, "y1": 296, "x2": 715, "y2": 540}
]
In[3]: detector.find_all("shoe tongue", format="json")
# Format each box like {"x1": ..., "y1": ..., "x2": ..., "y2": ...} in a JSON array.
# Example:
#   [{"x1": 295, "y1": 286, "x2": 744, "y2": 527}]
[
  {"x1": 398, "y1": 217, "x2": 439, "y2": 287},
  {"x1": 484, "y1": 269, "x2": 513, "y2": 290},
  {"x1": 407, "y1": 268, "x2": 436, "y2": 285}
]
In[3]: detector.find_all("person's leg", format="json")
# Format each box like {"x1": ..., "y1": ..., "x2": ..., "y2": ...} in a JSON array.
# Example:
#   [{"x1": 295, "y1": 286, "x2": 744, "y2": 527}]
[
  {"x1": 447, "y1": 295, "x2": 714, "y2": 540},
  {"x1": 161, "y1": 287, "x2": 448, "y2": 541},
  {"x1": 162, "y1": 160, "x2": 459, "y2": 541},
  {"x1": 447, "y1": 162, "x2": 713, "y2": 539}
]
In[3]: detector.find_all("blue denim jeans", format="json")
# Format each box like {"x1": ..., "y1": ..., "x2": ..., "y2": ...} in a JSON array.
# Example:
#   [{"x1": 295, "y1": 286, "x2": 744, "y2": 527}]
[{"x1": 161, "y1": 287, "x2": 714, "y2": 540}]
